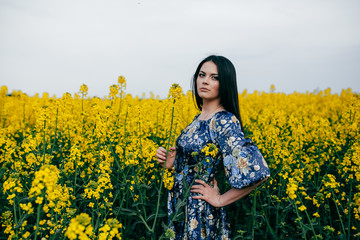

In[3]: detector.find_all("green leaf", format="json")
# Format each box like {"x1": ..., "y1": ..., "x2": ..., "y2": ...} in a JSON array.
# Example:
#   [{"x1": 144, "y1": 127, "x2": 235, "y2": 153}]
[{"x1": 119, "y1": 207, "x2": 138, "y2": 216}]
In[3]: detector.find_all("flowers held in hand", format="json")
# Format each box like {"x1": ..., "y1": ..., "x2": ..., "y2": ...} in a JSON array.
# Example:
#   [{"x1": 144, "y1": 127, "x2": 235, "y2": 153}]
[{"x1": 201, "y1": 143, "x2": 218, "y2": 158}]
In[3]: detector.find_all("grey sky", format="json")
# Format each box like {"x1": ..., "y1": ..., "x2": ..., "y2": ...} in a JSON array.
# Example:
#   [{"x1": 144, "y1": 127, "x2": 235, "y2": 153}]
[{"x1": 1, "y1": 0, "x2": 359, "y2": 98}]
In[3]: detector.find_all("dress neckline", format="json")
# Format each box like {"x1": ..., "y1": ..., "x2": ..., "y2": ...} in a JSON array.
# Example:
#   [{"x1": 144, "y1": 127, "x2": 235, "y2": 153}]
[{"x1": 196, "y1": 110, "x2": 227, "y2": 122}]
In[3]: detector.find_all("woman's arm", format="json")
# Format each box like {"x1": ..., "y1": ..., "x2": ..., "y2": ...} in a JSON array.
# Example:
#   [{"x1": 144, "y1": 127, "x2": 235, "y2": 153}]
[{"x1": 191, "y1": 178, "x2": 268, "y2": 208}]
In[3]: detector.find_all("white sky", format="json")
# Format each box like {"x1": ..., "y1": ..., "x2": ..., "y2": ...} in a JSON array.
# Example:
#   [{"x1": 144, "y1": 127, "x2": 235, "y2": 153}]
[{"x1": 1, "y1": 0, "x2": 359, "y2": 98}]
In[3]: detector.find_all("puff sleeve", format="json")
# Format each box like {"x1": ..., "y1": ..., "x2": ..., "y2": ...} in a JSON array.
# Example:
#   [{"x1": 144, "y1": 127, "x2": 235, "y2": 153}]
[{"x1": 212, "y1": 112, "x2": 270, "y2": 189}]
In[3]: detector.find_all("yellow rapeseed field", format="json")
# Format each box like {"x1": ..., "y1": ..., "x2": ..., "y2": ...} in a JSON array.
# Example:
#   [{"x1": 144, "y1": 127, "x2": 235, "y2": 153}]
[{"x1": 0, "y1": 78, "x2": 359, "y2": 239}]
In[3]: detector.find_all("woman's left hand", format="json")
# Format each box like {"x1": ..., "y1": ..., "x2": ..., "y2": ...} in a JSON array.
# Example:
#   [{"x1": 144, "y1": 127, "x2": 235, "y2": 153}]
[{"x1": 191, "y1": 179, "x2": 222, "y2": 207}]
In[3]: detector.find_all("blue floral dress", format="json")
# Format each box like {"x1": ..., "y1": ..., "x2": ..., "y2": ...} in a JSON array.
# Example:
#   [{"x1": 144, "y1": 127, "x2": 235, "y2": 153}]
[{"x1": 167, "y1": 111, "x2": 270, "y2": 240}]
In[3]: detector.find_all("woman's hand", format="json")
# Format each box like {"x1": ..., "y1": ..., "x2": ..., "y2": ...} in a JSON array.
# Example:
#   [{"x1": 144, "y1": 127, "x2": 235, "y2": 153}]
[
  {"x1": 156, "y1": 146, "x2": 176, "y2": 169},
  {"x1": 192, "y1": 178, "x2": 268, "y2": 208},
  {"x1": 191, "y1": 179, "x2": 222, "y2": 207}
]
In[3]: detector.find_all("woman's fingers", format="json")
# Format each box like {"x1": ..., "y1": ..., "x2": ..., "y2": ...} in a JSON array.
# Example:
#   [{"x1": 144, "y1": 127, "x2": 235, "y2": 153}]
[
  {"x1": 191, "y1": 184, "x2": 203, "y2": 190},
  {"x1": 156, "y1": 147, "x2": 170, "y2": 167},
  {"x1": 213, "y1": 178, "x2": 218, "y2": 187},
  {"x1": 156, "y1": 147, "x2": 176, "y2": 170},
  {"x1": 156, "y1": 152, "x2": 166, "y2": 160},
  {"x1": 190, "y1": 179, "x2": 222, "y2": 207},
  {"x1": 194, "y1": 179, "x2": 208, "y2": 187},
  {"x1": 191, "y1": 195, "x2": 203, "y2": 200},
  {"x1": 156, "y1": 147, "x2": 176, "y2": 160},
  {"x1": 156, "y1": 147, "x2": 167, "y2": 160},
  {"x1": 190, "y1": 180, "x2": 208, "y2": 194},
  {"x1": 190, "y1": 186, "x2": 203, "y2": 195}
]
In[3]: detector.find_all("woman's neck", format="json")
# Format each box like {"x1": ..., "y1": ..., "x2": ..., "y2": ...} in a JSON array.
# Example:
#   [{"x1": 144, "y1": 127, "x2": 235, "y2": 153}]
[{"x1": 199, "y1": 99, "x2": 224, "y2": 120}]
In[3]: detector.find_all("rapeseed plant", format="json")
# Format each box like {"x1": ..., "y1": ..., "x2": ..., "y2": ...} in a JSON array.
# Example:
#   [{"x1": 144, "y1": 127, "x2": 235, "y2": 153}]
[{"x1": 0, "y1": 82, "x2": 358, "y2": 239}]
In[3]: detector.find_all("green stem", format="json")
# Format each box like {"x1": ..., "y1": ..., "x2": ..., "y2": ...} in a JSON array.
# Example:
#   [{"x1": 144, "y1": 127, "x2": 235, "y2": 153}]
[
  {"x1": 50, "y1": 108, "x2": 59, "y2": 155},
  {"x1": 292, "y1": 200, "x2": 307, "y2": 240},
  {"x1": 298, "y1": 197, "x2": 317, "y2": 239},
  {"x1": 151, "y1": 100, "x2": 175, "y2": 232},
  {"x1": 117, "y1": 86, "x2": 123, "y2": 119},
  {"x1": 126, "y1": 171, "x2": 152, "y2": 232},
  {"x1": 331, "y1": 189, "x2": 346, "y2": 237},
  {"x1": 42, "y1": 119, "x2": 46, "y2": 165},
  {"x1": 34, "y1": 202, "x2": 42, "y2": 240},
  {"x1": 23, "y1": 102, "x2": 26, "y2": 127},
  {"x1": 74, "y1": 159, "x2": 78, "y2": 194},
  {"x1": 109, "y1": 145, "x2": 128, "y2": 216},
  {"x1": 138, "y1": 214, "x2": 153, "y2": 232},
  {"x1": 347, "y1": 181, "x2": 352, "y2": 240},
  {"x1": 252, "y1": 191, "x2": 257, "y2": 240},
  {"x1": 259, "y1": 194, "x2": 275, "y2": 237},
  {"x1": 13, "y1": 197, "x2": 18, "y2": 238}
]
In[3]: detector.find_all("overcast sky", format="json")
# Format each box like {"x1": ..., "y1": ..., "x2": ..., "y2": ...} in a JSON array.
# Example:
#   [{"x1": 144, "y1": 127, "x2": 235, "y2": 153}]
[{"x1": 1, "y1": 0, "x2": 359, "y2": 98}]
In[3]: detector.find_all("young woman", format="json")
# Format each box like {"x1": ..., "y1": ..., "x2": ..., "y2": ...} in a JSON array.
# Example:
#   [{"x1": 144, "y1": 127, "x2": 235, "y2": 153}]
[{"x1": 156, "y1": 55, "x2": 270, "y2": 239}]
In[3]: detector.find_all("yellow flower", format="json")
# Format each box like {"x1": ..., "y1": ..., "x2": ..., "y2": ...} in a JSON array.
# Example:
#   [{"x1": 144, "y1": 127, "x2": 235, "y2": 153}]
[
  {"x1": 20, "y1": 202, "x2": 34, "y2": 214},
  {"x1": 79, "y1": 84, "x2": 88, "y2": 97},
  {"x1": 168, "y1": 83, "x2": 183, "y2": 100},
  {"x1": 109, "y1": 84, "x2": 120, "y2": 98},
  {"x1": 98, "y1": 218, "x2": 122, "y2": 240},
  {"x1": 201, "y1": 143, "x2": 218, "y2": 158},
  {"x1": 35, "y1": 197, "x2": 43, "y2": 204},
  {"x1": 1, "y1": 79, "x2": 359, "y2": 239},
  {"x1": 65, "y1": 213, "x2": 93, "y2": 240},
  {"x1": 118, "y1": 75, "x2": 126, "y2": 86},
  {"x1": 270, "y1": 84, "x2": 276, "y2": 93},
  {"x1": 313, "y1": 212, "x2": 320, "y2": 218},
  {"x1": 298, "y1": 205, "x2": 307, "y2": 212},
  {"x1": 163, "y1": 168, "x2": 174, "y2": 190},
  {"x1": 323, "y1": 174, "x2": 340, "y2": 189},
  {"x1": 323, "y1": 225, "x2": 335, "y2": 232},
  {"x1": 0, "y1": 85, "x2": 8, "y2": 95},
  {"x1": 23, "y1": 231, "x2": 31, "y2": 238},
  {"x1": 286, "y1": 178, "x2": 298, "y2": 200}
]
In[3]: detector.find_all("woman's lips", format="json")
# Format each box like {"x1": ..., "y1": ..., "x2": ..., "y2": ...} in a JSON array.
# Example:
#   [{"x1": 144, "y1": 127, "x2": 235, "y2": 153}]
[{"x1": 199, "y1": 88, "x2": 209, "y2": 92}]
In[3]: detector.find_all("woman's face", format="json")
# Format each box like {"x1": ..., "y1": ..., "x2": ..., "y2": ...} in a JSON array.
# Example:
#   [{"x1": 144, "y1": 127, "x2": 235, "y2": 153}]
[{"x1": 196, "y1": 61, "x2": 220, "y2": 101}]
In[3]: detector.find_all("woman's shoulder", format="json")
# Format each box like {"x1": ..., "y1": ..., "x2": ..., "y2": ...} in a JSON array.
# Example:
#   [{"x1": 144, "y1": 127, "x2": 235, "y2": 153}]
[
  {"x1": 208, "y1": 111, "x2": 241, "y2": 133},
  {"x1": 213, "y1": 111, "x2": 240, "y2": 124},
  {"x1": 209, "y1": 111, "x2": 243, "y2": 138}
]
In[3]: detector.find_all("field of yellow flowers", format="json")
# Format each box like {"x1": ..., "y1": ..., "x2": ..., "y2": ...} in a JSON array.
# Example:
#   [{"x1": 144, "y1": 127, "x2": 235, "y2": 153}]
[{"x1": 0, "y1": 78, "x2": 359, "y2": 239}]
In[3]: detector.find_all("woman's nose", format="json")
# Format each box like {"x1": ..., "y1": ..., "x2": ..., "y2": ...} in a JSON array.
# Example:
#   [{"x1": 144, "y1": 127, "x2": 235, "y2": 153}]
[{"x1": 202, "y1": 77, "x2": 209, "y2": 84}]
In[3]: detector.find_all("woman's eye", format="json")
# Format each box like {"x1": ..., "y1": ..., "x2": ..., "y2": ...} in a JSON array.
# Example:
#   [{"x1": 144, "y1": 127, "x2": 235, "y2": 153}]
[
  {"x1": 211, "y1": 76, "x2": 219, "y2": 80},
  {"x1": 199, "y1": 73, "x2": 205, "y2": 77}
]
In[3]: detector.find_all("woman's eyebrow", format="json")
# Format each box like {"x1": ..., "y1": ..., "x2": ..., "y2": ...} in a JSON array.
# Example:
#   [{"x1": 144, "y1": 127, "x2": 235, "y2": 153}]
[{"x1": 199, "y1": 70, "x2": 218, "y2": 75}]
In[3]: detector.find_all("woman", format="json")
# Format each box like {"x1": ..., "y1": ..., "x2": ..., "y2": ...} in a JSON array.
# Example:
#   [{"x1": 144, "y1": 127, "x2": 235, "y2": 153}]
[{"x1": 156, "y1": 55, "x2": 270, "y2": 239}]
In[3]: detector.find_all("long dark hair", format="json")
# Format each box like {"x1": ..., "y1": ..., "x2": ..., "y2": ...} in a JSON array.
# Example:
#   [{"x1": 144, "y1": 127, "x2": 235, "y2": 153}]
[{"x1": 192, "y1": 55, "x2": 244, "y2": 130}]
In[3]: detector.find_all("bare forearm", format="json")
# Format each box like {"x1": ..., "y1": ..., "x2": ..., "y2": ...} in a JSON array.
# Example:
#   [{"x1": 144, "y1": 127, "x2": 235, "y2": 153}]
[
  {"x1": 218, "y1": 179, "x2": 267, "y2": 207},
  {"x1": 218, "y1": 186, "x2": 256, "y2": 207},
  {"x1": 191, "y1": 178, "x2": 268, "y2": 208}
]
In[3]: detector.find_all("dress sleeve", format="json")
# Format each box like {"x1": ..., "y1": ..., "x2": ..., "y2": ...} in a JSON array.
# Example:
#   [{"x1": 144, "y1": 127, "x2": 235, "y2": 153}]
[{"x1": 211, "y1": 112, "x2": 270, "y2": 189}]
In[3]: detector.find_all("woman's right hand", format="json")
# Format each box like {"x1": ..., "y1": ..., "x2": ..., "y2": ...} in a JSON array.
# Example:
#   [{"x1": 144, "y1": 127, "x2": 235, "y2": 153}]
[{"x1": 156, "y1": 146, "x2": 176, "y2": 169}]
